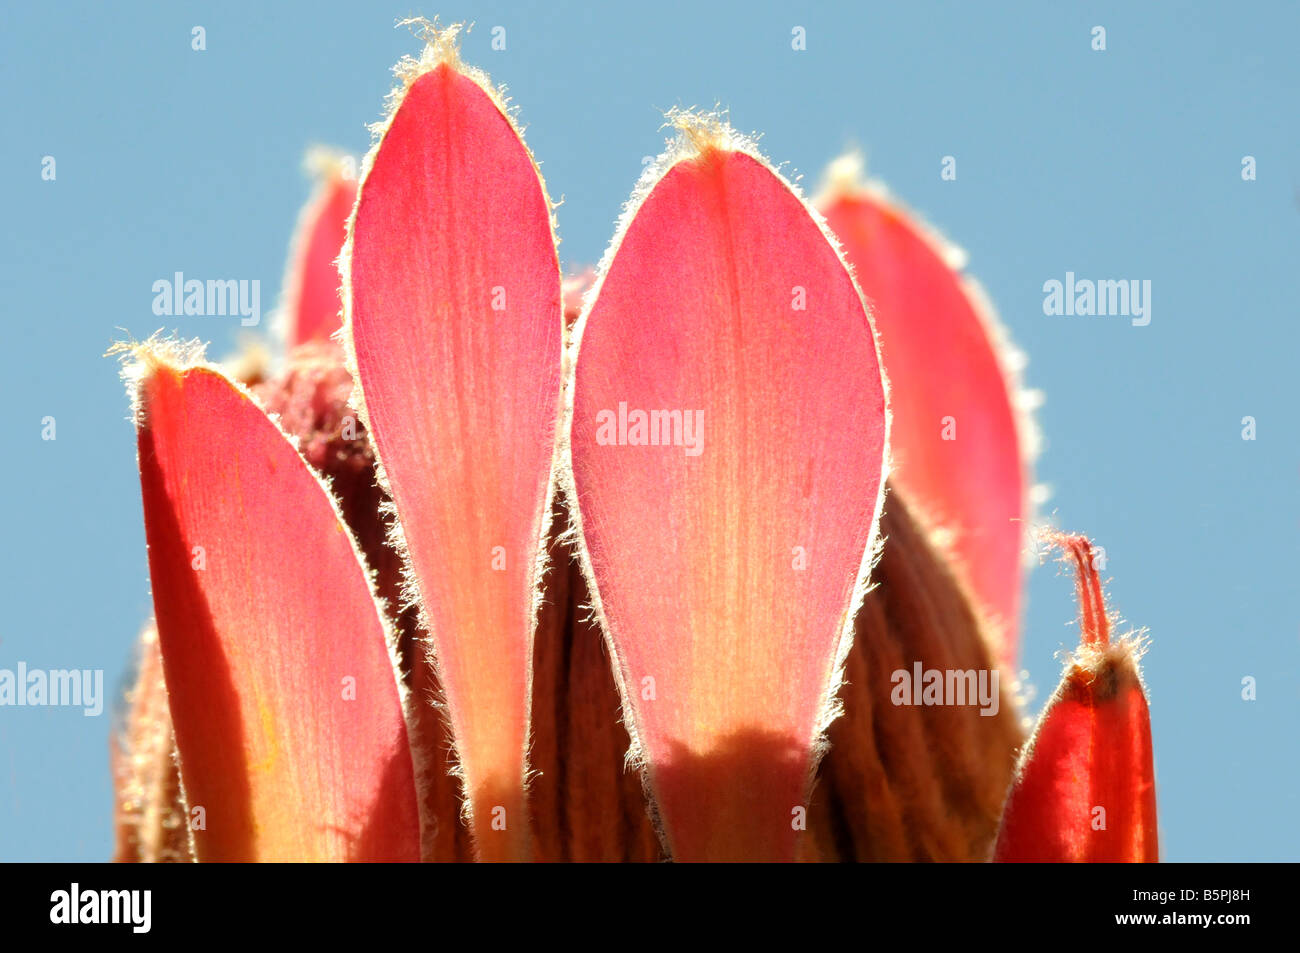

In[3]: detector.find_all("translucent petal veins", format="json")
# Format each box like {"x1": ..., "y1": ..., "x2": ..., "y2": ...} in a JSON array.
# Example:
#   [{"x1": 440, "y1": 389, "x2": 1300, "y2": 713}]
[
  {"x1": 818, "y1": 176, "x2": 1030, "y2": 667},
  {"x1": 343, "y1": 49, "x2": 563, "y2": 860},
  {"x1": 993, "y1": 533, "x2": 1158, "y2": 862},
  {"x1": 567, "y1": 127, "x2": 888, "y2": 862},
  {"x1": 129, "y1": 350, "x2": 420, "y2": 862}
]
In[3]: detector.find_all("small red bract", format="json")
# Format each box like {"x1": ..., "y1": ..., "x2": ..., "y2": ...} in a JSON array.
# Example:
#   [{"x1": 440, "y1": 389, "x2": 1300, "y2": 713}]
[{"x1": 993, "y1": 533, "x2": 1158, "y2": 863}]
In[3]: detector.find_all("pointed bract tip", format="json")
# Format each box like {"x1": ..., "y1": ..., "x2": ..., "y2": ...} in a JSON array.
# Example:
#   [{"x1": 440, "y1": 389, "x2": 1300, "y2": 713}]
[
  {"x1": 303, "y1": 145, "x2": 358, "y2": 183},
  {"x1": 815, "y1": 150, "x2": 869, "y2": 201},
  {"x1": 108, "y1": 336, "x2": 210, "y2": 419},
  {"x1": 664, "y1": 107, "x2": 752, "y2": 160},
  {"x1": 108, "y1": 334, "x2": 206, "y2": 372},
  {"x1": 394, "y1": 17, "x2": 467, "y2": 86},
  {"x1": 813, "y1": 154, "x2": 971, "y2": 271}
]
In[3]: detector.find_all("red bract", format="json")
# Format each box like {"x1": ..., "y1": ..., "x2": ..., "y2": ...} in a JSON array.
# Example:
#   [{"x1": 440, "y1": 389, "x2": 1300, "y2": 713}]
[
  {"x1": 818, "y1": 162, "x2": 1033, "y2": 667},
  {"x1": 111, "y1": 21, "x2": 1156, "y2": 863},
  {"x1": 566, "y1": 118, "x2": 887, "y2": 862},
  {"x1": 123, "y1": 347, "x2": 421, "y2": 861},
  {"x1": 282, "y1": 154, "x2": 358, "y2": 346},
  {"x1": 993, "y1": 533, "x2": 1158, "y2": 862},
  {"x1": 342, "y1": 30, "x2": 563, "y2": 861}
]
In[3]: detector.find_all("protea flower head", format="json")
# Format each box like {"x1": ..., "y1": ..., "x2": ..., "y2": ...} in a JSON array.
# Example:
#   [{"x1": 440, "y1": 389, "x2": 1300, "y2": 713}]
[{"x1": 111, "y1": 20, "x2": 1158, "y2": 864}]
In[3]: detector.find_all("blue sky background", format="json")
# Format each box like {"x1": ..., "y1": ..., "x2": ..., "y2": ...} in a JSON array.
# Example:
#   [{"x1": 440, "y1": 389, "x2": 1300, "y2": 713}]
[{"x1": 1, "y1": 1, "x2": 1296, "y2": 861}]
